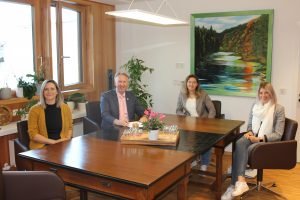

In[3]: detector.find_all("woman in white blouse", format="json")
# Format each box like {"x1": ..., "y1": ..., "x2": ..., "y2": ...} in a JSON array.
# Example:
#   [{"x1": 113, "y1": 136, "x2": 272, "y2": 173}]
[{"x1": 176, "y1": 74, "x2": 216, "y2": 170}]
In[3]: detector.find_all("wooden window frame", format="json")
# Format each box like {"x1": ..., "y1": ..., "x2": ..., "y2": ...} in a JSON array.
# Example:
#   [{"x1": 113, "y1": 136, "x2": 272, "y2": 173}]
[{"x1": 50, "y1": 1, "x2": 93, "y2": 92}]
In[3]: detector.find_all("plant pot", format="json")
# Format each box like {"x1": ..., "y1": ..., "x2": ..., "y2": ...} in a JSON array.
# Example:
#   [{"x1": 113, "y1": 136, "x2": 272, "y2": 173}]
[
  {"x1": 148, "y1": 129, "x2": 159, "y2": 140},
  {"x1": 0, "y1": 88, "x2": 12, "y2": 99},
  {"x1": 35, "y1": 83, "x2": 42, "y2": 95},
  {"x1": 66, "y1": 101, "x2": 75, "y2": 113},
  {"x1": 21, "y1": 114, "x2": 28, "y2": 121},
  {"x1": 77, "y1": 102, "x2": 86, "y2": 112},
  {"x1": 16, "y1": 87, "x2": 24, "y2": 98}
]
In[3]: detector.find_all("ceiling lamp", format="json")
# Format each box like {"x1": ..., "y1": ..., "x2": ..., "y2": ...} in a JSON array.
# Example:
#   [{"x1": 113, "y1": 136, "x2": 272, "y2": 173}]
[{"x1": 105, "y1": 0, "x2": 187, "y2": 25}]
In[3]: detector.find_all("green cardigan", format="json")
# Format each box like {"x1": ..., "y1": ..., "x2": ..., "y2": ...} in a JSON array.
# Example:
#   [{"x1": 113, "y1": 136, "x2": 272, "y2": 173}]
[{"x1": 28, "y1": 103, "x2": 73, "y2": 149}]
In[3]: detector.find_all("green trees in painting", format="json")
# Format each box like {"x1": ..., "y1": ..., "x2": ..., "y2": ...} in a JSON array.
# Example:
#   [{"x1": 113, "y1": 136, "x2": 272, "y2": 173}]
[{"x1": 195, "y1": 14, "x2": 269, "y2": 67}]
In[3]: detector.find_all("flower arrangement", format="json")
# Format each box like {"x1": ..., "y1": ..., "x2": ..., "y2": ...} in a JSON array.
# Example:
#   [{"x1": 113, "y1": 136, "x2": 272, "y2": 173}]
[{"x1": 142, "y1": 108, "x2": 165, "y2": 130}]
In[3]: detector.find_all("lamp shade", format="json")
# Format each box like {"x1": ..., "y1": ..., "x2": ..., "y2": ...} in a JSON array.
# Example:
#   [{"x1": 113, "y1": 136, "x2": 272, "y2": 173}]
[{"x1": 105, "y1": 9, "x2": 187, "y2": 25}]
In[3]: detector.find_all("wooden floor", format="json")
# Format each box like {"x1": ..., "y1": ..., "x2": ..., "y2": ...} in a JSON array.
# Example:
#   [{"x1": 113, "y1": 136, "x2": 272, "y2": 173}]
[{"x1": 67, "y1": 153, "x2": 300, "y2": 200}]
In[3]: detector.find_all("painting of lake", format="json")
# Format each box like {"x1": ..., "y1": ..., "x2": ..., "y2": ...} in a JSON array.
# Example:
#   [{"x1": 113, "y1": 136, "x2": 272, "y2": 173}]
[{"x1": 191, "y1": 10, "x2": 274, "y2": 97}]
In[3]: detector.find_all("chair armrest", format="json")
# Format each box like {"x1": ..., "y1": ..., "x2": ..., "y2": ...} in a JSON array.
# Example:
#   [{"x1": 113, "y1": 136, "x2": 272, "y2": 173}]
[
  {"x1": 3, "y1": 171, "x2": 65, "y2": 200},
  {"x1": 83, "y1": 117, "x2": 101, "y2": 135},
  {"x1": 14, "y1": 139, "x2": 32, "y2": 171},
  {"x1": 14, "y1": 139, "x2": 29, "y2": 154},
  {"x1": 248, "y1": 140, "x2": 297, "y2": 169}
]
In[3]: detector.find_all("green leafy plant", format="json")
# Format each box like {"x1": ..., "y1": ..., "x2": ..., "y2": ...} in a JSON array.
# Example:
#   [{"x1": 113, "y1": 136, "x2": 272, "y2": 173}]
[
  {"x1": 121, "y1": 56, "x2": 154, "y2": 108},
  {"x1": 22, "y1": 82, "x2": 37, "y2": 99},
  {"x1": 16, "y1": 77, "x2": 26, "y2": 88},
  {"x1": 26, "y1": 67, "x2": 45, "y2": 84},
  {"x1": 67, "y1": 93, "x2": 86, "y2": 103},
  {"x1": 142, "y1": 108, "x2": 165, "y2": 130},
  {"x1": 16, "y1": 99, "x2": 38, "y2": 120},
  {"x1": 16, "y1": 77, "x2": 36, "y2": 99}
]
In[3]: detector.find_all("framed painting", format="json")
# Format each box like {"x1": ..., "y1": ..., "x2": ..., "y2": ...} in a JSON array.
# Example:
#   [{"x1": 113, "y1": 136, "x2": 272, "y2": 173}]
[{"x1": 191, "y1": 10, "x2": 274, "y2": 97}]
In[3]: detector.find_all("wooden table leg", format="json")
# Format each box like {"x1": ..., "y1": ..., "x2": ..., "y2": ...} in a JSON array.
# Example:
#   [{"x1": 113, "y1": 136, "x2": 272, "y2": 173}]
[
  {"x1": 177, "y1": 175, "x2": 189, "y2": 200},
  {"x1": 80, "y1": 189, "x2": 88, "y2": 200},
  {"x1": 214, "y1": 147, "x2": 224, "y2": 200}
]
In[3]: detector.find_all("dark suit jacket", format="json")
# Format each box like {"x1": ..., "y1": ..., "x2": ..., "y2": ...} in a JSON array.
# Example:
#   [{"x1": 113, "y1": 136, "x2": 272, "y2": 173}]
[{"x1": 100, "y1": 89, "x2": 145, "y2": 129}]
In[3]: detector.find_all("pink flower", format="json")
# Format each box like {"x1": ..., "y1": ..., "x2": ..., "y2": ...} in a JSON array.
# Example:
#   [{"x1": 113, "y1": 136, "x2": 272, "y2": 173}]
[{"x1": 142, "y1": 109, "x2": 165, "y2": 130}]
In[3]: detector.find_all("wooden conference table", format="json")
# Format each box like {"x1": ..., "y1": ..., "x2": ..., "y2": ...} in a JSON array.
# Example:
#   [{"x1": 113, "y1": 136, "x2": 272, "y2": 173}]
[{"x1": 19, "y1": 114, "x2": 244, "y2": 200}]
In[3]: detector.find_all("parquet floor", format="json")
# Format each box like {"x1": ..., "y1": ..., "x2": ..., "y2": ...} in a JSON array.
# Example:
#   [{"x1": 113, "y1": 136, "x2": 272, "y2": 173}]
[{"x1": 67, "y1": 152, "x2": 300, "y2": 200}]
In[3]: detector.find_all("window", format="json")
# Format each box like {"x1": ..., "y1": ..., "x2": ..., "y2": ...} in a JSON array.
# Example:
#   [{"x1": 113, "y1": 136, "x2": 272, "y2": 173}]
[
  {"x1": 0, "y1": 0, "x2": 107, "y2": 100},
  {"x1": 0, "y1": 1, "x2": 35, "y2": 89},
  {"x1": 51, "y1": 2, "x2": 86, "y2": 90}
]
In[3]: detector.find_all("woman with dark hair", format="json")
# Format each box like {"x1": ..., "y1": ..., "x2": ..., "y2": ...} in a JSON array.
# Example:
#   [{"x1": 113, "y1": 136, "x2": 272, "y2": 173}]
[
  {"x1": 28, "y1": 80, "x2": 73, "y2": 149},
  {"x1": 221, "y1": 82, "x2": 285, "y2": 200},
  {"x1": 176, "y1": 74, "x2": 216, "y2": 171}
]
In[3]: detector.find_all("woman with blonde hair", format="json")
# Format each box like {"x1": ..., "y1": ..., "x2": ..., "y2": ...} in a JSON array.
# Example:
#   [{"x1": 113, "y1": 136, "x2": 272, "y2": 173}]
[
  {"x1": 221, "y1": 82, "x2": 285, "y2": 200},
  {"x1": 28, "y1": 80, "x2": 73, "y2": 149}
]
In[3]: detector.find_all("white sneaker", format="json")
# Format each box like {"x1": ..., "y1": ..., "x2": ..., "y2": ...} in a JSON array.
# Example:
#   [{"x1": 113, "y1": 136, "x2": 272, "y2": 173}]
[
  {"x1": 245, "y1": 169, "x2": 257, "y2": 178},
  {"x1": 200, "y1": 165, "x2": 207, "y2": 171},
  {"x1": 191, "y1": 160, "x2": 198, "y2": 168},
  {"x1": 221, "y1": 185, "x2": 234, "y2": 200},
  {"x1": 232, "y1": 181, "x2": 249, "y2": 196}
]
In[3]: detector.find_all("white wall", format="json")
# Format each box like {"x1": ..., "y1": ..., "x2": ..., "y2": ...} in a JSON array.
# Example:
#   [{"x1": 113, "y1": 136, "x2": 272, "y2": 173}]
[{"x1": 115, "y1": 0, "x2": 300, "y2": 152}]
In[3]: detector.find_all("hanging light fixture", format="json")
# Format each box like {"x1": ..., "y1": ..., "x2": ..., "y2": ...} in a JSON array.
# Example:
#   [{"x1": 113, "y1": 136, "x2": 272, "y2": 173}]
[{"x1": 105, "y1": 0, "x2": 188, "y2": 25}]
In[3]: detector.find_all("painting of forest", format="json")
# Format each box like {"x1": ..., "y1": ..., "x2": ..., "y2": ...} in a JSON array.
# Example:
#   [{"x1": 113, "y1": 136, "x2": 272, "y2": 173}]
[{"x1": 191, "y1": 10, "x2": 274, "y2": 97}]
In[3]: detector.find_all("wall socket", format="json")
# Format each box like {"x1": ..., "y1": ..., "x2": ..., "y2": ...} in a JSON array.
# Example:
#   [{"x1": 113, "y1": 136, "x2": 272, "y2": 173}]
[{"x1": 176, "y1": 62, "x2": 184, "y2": 69}]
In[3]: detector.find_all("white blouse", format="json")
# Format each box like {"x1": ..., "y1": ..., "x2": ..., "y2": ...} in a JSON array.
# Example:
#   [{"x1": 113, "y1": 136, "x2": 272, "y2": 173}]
[{"x1": 185, "y1": 98, "x2": 198, "y2": 117}]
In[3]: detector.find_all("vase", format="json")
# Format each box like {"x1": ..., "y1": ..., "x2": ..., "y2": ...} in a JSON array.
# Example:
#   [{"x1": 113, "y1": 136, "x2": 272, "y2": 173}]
[
  {"x1": 0, "y1": 88, "x2": 12, "y2": 99},
  {"x1": 16, "y1": 87, "x2": 24, "y2": 98},
  {"x1": 77, "y1": 102, "x2": 86, "y2": 112},
  {"x1": 66, "y1": 101, "x2": 75, "y2": 113},
  {"x1": 35, "y1": 83, "x2": 42, "y2": 95},
  {"x1": 148, "y1": 129, "x2": 159, "y2": 140}
]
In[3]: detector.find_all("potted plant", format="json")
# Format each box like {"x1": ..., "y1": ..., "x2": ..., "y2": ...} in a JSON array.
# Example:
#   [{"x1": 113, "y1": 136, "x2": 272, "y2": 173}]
[
  {"x1": 142, "y1": 108, "x2": 165, "y2": 140},
  {"x1": 22, "y1": 82, "x2": 37, "y2": 99},
  {"x1": 0, "y1": 83, "x2": 12, "y2": 100},
  {"x1": 16, "y1": 76, "x2": 26, "y2": 98},
  {"x1": 16, "y1": 99, "x2": 38, "y2": 120},
  {"x1": 121, "y1": 57, "x2": 154, "y2": 108},
  {"x1": 66, "y1": 93, "x2": 86, "y2": 112},
  {"x1": 26, "y1": 67, "x2": 45, "y2": 95}
]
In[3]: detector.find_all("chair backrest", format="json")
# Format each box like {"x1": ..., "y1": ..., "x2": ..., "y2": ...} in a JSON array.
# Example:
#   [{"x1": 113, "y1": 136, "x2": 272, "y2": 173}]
[
  {"x1": 3, "y1": 171, "x2": 66, "y2": 200},
  {"x1": 16, "y1": 120, "x2": 29, "y2": 149},
  {"x1": 212, "y1": 100, "x2": 224, "y2": 119},
  {"x1": 86, "y1": 101, "x2": 101, "y2": 127},
  {"x1": 281, "y1": 118, "x2": 298, "y2": 141}
]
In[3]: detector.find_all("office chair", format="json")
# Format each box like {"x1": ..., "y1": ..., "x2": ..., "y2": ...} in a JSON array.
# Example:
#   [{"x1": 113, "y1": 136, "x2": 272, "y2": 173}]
[
  {"x1": 83, "y1": 101, "x2": 101, "y2": 134},
  {"x1": 212, "y1": 100, "x2": 225, "y2": 119},
  {"x1": 14, "y1": 120, "x2": 32, "y2": 170},
  {"x1": 241, "y1": 117, "x2": 298, "y2": 199},
  {"x1": 1, "y1": 170, "x2": 66, "y2": 200}
]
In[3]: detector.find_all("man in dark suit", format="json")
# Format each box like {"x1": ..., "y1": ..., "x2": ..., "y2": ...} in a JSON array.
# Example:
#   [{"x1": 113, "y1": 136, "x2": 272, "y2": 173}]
[{"x1": 100, "y1": 72, "x2": 146, "y2": 129}]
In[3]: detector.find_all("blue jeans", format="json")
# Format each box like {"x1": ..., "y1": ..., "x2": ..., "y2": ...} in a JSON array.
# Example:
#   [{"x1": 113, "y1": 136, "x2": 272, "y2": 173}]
[
  {"x1": 201, "y1": 148, "x2": 212, "y2": 165},
  {"x1": 231, "y1": 136, "x2": 260, "y2": 185}
]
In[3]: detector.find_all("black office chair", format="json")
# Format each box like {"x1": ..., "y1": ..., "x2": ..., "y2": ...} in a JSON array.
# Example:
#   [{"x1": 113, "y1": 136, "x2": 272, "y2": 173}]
[
  {"x1": 212, "y1": 100, "x2": 225, "y2": 119},
  {"x1": 241, "y1": 118, "x2": 298, "y2": 199},
  {"x1": 14, "y1": 120, "x2": 32, "y2": 171},
  {"x1": 1, "y1": 170, "x2": 66, "y2": 200},
  {"x1": 83, "y1": 101, "x2": 101, "y2": 134}
]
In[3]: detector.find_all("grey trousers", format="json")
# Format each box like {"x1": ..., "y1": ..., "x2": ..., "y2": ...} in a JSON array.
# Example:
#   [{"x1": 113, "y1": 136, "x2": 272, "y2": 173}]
[{"x1": 231, "y1": 136, "x2": 260, "y2": 185}]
